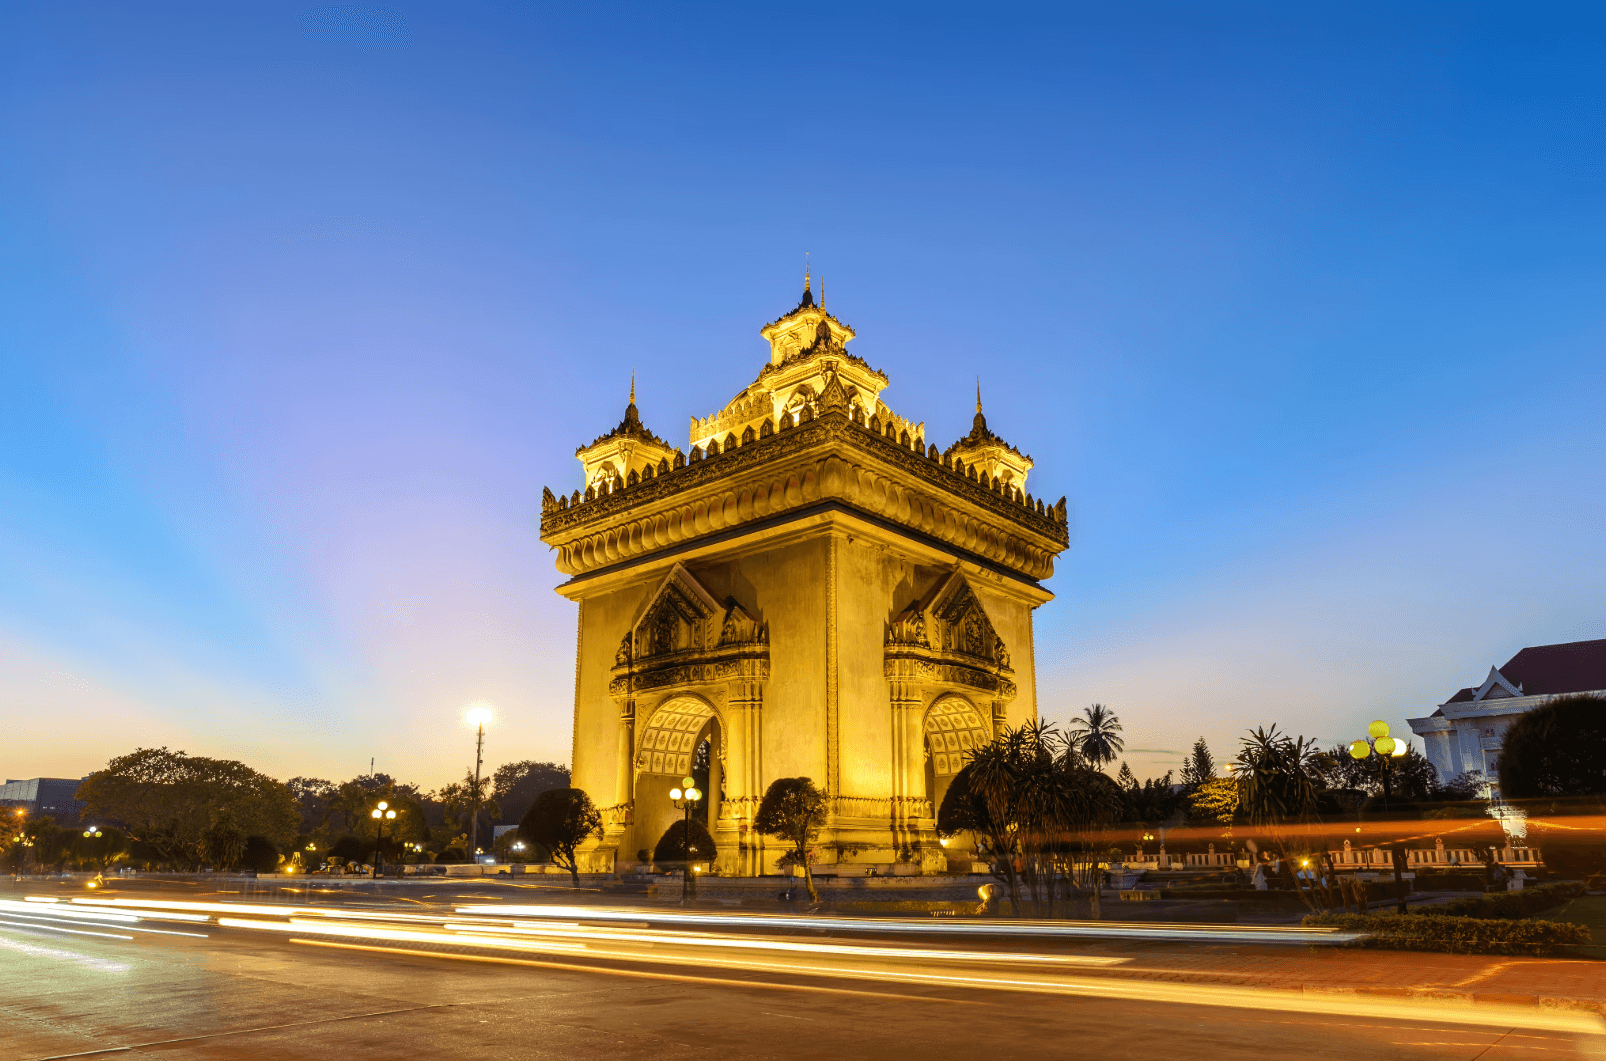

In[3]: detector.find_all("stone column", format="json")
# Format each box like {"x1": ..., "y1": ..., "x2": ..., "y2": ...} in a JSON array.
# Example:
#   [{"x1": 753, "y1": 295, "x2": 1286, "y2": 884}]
[
  {"x1": 616, "y1": 699, "x2": 636, "y2": 812},
  {"x1": 888, "y1": 680, "x2": 925, "y2": 836},
  {"x1": 706, "y1": 723, "x2": 723, "y2": 840},
  {"x1": 724, "y1": 673, "x2": 765, "y2": 875}
]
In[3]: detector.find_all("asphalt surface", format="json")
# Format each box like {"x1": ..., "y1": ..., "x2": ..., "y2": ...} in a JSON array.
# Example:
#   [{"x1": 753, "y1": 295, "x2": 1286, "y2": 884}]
[{"x1": 3, "y1": 879, "x2": 1603, "y2": 1061}]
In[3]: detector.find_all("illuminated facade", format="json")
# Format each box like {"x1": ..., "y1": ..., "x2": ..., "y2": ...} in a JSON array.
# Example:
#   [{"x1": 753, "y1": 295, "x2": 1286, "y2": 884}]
[{"x1": 539, "y1": 277, "x2": 1070, "y2": 875}]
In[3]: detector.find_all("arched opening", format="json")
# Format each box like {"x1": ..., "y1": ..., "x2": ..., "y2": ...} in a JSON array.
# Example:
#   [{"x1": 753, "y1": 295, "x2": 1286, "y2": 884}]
[
  {"x1": 633, "y1": 695, "x2": 724, "y2": 864},
  {"x1": 923, "y1": 695, "x2": 991, "y2": 816}
]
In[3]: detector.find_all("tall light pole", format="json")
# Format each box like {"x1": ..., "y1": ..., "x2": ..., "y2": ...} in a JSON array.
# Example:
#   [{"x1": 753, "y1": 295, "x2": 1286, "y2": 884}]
[
  {"x1": 370, "y1": 801, "x2": 396, "y2": 879},
  {"x1": 668, "y1": 775, "x2": 703, "y2": 904},
  {"x1": 464, "y1": 704, "x2": 495, "y2": 862},
  {"x1": 1349, "y1": 720, "x2": 1409, "y2": 912}
]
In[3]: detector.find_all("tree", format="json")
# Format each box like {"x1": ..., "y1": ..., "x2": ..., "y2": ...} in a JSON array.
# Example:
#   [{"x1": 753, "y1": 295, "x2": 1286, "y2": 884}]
[
  {"x1": 754, "y1": 777, "x2": 828, "y2": 902},
  {"x1": 76, "y1": 748, "x2": 297, "y2": 869},
  {"x1": 1187, "y1": 776, "x2": 1238, "y2": 827},
  {"x1": 1115, "y1": 762, "x2": 1138, "y2": 791},
  {"x1": 653, "y1": 819, "x2": 716, "y2": 864},
  {"x1": 24, "y1": 817, "x2": 73, "y2": 872},
  {"x1": 519, "y1": 788, "x2": 602, "y2": 887},
  {"x1": 491, "y1": 761, "x2": 571, "y2": 826},
  {"x1": 74, "y1": 825, "x2": 128, "y2": 872},
  {"x1": 1233, "y1": 725, "x2": 1344, "y2": 914},
  {"x1": 1498, "y1": 694, "x2": 1606, "y2": 803},
  {"x1": 1320, "y1": 742, "x2": 1439, "y2": 806},
  {"x1": 287, "y1": 777, "x2": 337, "y2": 835},
  {"x1": 1067, "y1": 704, "x2": 1124, "y2": 768},
  {"x1": 1180, "y1": 738, "x2": 1215, "y2": 788},
  {"x1": 946, "y1": 721, "x2": 1124, "y2": 918},
  {"x1": 199, "y1": 814, "x2": 248, "y2": 870},
  {"x1": 1122, "y1": 771, "x2": 1182, "y2": 827},
  {"x1": 435, "y1": 772, "x2": 501, "y2": 855},
  {"x1": 240, "y1": 836, "x2": 280, "y2": 874},
  {"x1": 1, "y1": 809, "x2": 28, "y2": 872}
]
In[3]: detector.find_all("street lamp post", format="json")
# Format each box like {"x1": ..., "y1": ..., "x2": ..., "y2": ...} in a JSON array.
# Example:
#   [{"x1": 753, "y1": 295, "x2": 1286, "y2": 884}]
[
  {"x1": 1348, "y1": 720, "x2": 1410, "y2": 912},
  {"x1": 668, "y1": 775, "x2": 703, "y2": 904},
  {"x1": 370, "y1": 801, "x2": 397, "y2": 879},
  {"x1": 463, "y1": 704, "x2": 494, "y2": 864}
]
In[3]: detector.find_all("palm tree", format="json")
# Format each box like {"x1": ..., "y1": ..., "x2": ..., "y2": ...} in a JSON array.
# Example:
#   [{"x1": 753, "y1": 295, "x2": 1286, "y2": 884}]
[{"x1": 1068, "y1": 704, "x2": 1125, "y2": 768}]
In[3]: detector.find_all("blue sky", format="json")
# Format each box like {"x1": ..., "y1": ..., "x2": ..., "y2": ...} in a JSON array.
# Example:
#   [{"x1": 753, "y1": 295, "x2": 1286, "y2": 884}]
[{"x1": 2, "y1": 3, "x2": 1602, "y2": 789}]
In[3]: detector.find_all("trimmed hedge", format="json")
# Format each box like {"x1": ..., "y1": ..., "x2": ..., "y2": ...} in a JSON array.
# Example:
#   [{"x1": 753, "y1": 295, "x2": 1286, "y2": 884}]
[
  {"x1": 1303, "y1": 912, "x2": 1590, "y2": 955},
  {"x1": 1428, "y1": 881, "x2": 1583, "y2": 920}
]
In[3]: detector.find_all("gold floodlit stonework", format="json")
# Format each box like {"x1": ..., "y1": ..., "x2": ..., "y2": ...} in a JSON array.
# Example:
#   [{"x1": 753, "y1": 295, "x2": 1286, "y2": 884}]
[{"x1": 540, "y1": 276, "x2": 1070, "y2": 875}]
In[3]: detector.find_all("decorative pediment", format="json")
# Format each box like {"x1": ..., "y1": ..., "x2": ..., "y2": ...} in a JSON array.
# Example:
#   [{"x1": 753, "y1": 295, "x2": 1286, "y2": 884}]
[
  {"x1": 1473, "y1": 666, "x2": 1523, "y2": 701},
  {"x1": 887, "y1": 569, "x2": 1011, "y2": 671},
  {"x1": 610, "y1": 564, "x2": 769, "y2": 696}
]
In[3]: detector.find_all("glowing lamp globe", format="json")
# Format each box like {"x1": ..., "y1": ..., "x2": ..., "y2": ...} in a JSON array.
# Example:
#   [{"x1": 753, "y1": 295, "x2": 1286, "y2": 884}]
[
  {"x1": 682, "y1": 775, "x2": 695, "y2": 788},
  {"x1": 1374, "y1": 736, "x2": 1396, "y2": 756},
  {"x1": 1367, "y1": 720, "x2": 1390, "y2": 739},
  {"x1": 669, "y1": 788, "x2": 683, "y2": 800},
  {"x1": 686, "y1": 787, "x2": 702, "y2": 802},
  {"x1": 1390, "y1": 738, "x2": 1408, "y2": 757},
  {"x1": 1349, "y1": 739, "x2": 1370, "y2": 760}
]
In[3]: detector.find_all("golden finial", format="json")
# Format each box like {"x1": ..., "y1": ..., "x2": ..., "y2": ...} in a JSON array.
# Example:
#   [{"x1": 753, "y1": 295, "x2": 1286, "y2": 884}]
[
  {"x1": 804, "y1": 252, "x2": 810, "y2": 292},
  {"x1": 629, "y1": 368, "x2": 635, "y2": 405},
  {"x1": 976, "y1": 377, "x2": 983, "y2": 413},
  {"x1": 820, "y1": 278, "x2": 825, "y2": 311}
]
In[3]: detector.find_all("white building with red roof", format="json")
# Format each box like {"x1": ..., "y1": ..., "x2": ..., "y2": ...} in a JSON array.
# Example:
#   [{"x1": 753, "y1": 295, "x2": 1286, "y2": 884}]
[{"x1": 1408, "y1": 638, "x2": 1606, "y2": 790}]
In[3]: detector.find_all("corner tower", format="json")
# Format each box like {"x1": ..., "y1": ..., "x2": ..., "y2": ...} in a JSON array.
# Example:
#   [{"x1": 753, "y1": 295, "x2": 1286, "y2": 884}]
[{"x1": 539, "y1": 280, "x2": 1070, "y2": 876}]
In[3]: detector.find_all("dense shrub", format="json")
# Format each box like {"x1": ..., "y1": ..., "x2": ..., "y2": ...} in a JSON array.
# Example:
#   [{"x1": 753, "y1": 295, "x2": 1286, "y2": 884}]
[
  {"x1": 240, "y1": 836, "x2": 279, "y2": 874},
  {"x1": 434, "y1": 847, "x2": 467, "y2": 864},
  {"x1": 1498, "y1": 694, "x2": 1606, "y2": 800},
  {"x1": 653, "y1": 819, "x2": 716, "y2": 863},
  {"x1": 1543, "y1": 844, "x2": 1606, "y2": 880},
  {"x1": 1304, "y1": 912, "x2": 1590, "y2": 955},
  {"x1": 1426, "y1": 881, "x2": 1584, "y2": 920},
  {"x1": 328, "y1": 836, "x2": 367, "y2": 863}
]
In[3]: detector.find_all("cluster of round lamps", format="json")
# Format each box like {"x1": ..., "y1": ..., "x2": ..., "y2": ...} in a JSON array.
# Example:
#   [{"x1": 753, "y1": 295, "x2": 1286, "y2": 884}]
[{"x1": 1350, "y1": 719, "x2": 1408, "y2": 759}]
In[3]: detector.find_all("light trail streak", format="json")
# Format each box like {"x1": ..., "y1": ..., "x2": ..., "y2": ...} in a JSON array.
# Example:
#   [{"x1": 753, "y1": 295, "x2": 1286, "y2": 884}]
[
  {"x1": 287, "y1": 938, "x2": 981, "y2": 1004},
  {"x1": 453, "y1": 904, "x2": 1353, "y2": 944},
  {"x1": 216, "y1": 916, "x2": 588, "y2": 955},
  {"x1": 276, "y1": 923, "x2": 1604, "y2": 1037},
  {"x1": 437, "y1": 921, "x2": 1129, "y2": 966},
  {"x1": 0, "y1": 934, "x2": 132, "y2": 973},
  {"x1": 0, "y1": 911, "x2": 208, "y2": 939},
  {"x1": 0, "y1": 918, "x2": 135, "y2": 940}
]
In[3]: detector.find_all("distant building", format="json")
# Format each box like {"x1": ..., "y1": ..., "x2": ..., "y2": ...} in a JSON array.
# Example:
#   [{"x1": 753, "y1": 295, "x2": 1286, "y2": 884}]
[
  {"x1": 1408, "y1": 638, "x2": 1606, "y2": 789},
  {"x1": 0, "y1": 777, "x2": 89, "y2": 824}
]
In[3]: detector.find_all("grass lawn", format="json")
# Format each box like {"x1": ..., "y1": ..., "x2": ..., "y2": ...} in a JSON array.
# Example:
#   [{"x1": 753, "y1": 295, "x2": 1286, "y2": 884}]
[{"x1": 1545, "y1": 894, "x2": 1606, "y2": 959}]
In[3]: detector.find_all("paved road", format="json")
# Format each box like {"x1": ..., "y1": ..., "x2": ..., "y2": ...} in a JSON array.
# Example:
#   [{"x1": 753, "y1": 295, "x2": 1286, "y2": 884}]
[{"x1": 2, "y1": 880, "x2": 1602, "y2": 1061}]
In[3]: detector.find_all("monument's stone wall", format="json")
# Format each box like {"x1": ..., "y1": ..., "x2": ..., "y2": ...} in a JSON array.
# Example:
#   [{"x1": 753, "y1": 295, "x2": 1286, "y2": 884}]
[{"x1": 541, "y1": 278, "x2": 1069, "y2": 876}]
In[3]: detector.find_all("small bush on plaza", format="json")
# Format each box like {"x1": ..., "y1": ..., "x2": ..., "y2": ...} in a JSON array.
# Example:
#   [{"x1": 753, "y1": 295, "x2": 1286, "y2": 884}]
[
  {"x1": 434, "y1": 847, "x2": 466, "y2": 863},
  {"x1": 328, "y1": 835, "x2": 367, "y2": 864},
  {"x1": 1425, "y1": 881, "x2": 1584, "y2": 920},
  {"x1": 240, "y1": 836, "x2": 279, "y2": 874},
  {"x1": 1304, "y1": 912, "x2": 1590, "y2": 955},
  {"x1": 652, "y1": 819, "x2": 716, "y2": 864}
]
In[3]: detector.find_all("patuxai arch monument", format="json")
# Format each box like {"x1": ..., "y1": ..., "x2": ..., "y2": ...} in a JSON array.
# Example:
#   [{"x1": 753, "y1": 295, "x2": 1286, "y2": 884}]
[{"x1": 538, "y1": 276, "x2": 1070, "y2": 876}]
